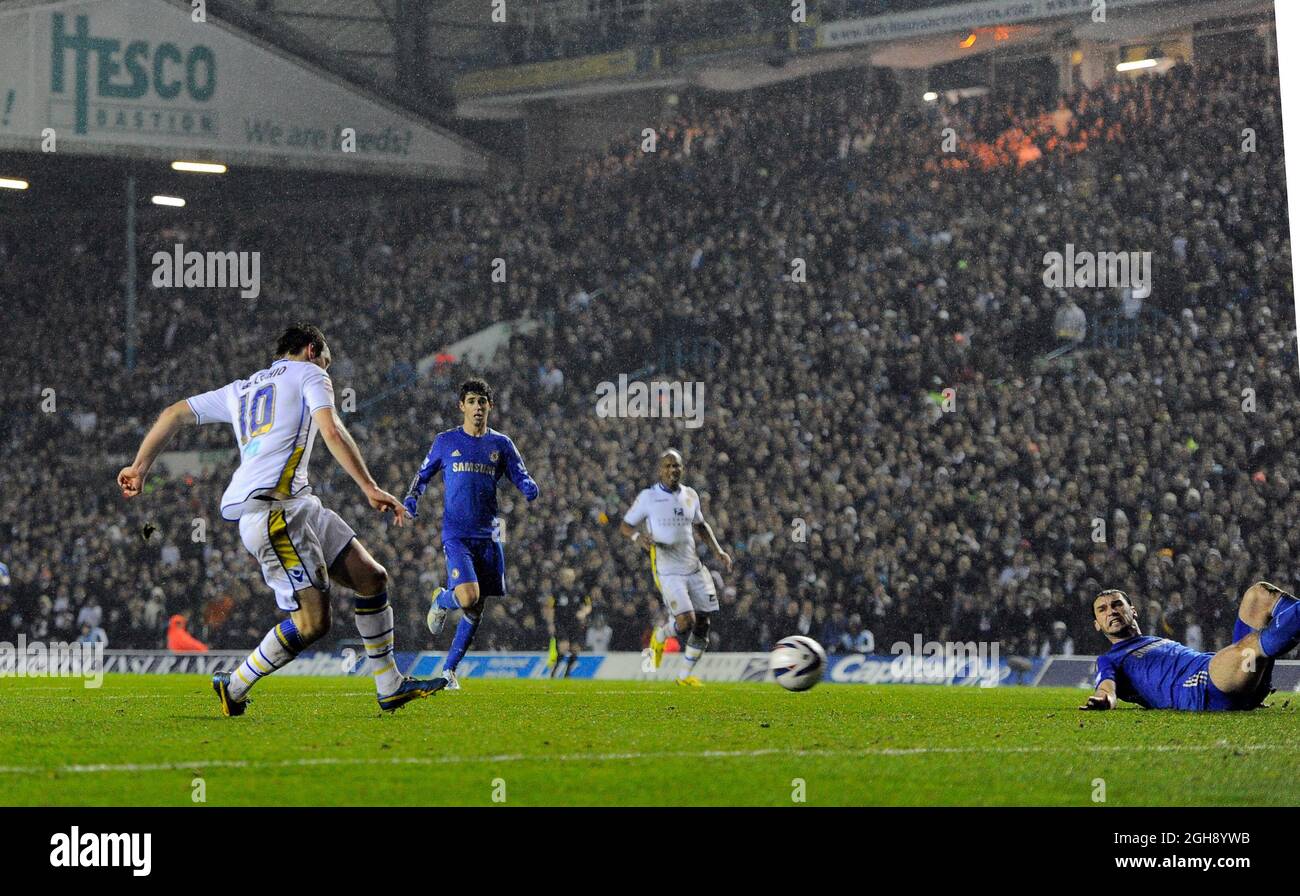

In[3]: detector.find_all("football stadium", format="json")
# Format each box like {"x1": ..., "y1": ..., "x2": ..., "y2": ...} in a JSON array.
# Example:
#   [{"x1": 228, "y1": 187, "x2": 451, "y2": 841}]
[{"x1": 1, "y1": 0, "x2": 1298, "y2": 859}]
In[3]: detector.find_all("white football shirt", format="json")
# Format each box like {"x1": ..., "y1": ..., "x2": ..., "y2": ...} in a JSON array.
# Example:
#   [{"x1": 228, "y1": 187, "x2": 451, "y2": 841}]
[
  {"x1": 185, "y1": 359, "x2": 335, "y2": 520},
  {"x1": 623, "y1": 483, "x2": 706, "y2": 576}
]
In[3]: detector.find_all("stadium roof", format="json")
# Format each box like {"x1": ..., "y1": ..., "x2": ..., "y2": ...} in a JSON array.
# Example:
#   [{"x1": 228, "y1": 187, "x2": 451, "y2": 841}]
[
  {"x1": 0, "y1": 0, "x2": 510, "y2": 212},
  {"x1": 231, "y1": 0, "x2": 787, "y2": 80}
]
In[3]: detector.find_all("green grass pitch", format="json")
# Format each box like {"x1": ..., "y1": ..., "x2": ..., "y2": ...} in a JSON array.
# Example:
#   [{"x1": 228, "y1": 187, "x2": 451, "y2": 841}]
[{"x1": 1, "y1": 675, "x2": 1297, "y2": 806}]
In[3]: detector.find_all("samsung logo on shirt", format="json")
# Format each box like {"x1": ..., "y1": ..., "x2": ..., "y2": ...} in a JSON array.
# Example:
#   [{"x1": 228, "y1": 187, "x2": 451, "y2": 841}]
[
  {"x1": 1129, "y1": 639, "x2": 1167, "y2": 659},
  {"x1": 452, "y1": 462, "x2": 496, "y2": 475}
]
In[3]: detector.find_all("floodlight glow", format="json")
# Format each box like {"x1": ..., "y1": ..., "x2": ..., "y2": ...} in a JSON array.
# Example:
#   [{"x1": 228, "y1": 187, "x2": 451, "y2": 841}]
[{"x1": 171, "y1": 161, "x2": 227, "y2": 174}]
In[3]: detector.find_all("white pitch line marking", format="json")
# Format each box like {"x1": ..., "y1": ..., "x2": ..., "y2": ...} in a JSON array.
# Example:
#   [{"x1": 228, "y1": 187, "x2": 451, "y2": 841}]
[
  {"x1": 0, "y1": 692, "x2": 366, "y2": 700},
  {"x1": 0, "y1": 688, "x2": 713, "y2": 699},
  {"x1": 0, "y1": 741, "x2": 1288, "y2": 777}
]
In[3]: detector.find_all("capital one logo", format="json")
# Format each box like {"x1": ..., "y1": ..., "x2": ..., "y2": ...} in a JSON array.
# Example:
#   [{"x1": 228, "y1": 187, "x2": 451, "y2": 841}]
[{"x1": 50, "y1": 13, "x2": 217, "y2": 136}]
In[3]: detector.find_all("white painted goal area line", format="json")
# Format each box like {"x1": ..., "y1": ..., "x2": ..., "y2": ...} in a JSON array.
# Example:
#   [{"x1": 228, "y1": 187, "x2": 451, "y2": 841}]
[{"x1": 0, "y1": 742, "x2": 1287, "y2": 777}]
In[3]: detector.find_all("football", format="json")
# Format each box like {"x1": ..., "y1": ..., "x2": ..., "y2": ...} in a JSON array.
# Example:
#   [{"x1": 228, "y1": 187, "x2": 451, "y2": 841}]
[{"x1": 769, "y1": 636, "x2": 828, "y2": 691}]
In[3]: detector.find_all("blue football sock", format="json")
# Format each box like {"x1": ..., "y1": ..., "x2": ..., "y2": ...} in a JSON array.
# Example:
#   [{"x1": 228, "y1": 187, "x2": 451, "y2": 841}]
[
  {"x1": 1259, "y1": 592, "x2": 1300, "y2": 658},
  {"x1": 435, "y1": 588, "x2": 460, "y2": 610},
  {"x1": 445, "y1": 609, "x2": 481, "y2": 672}
]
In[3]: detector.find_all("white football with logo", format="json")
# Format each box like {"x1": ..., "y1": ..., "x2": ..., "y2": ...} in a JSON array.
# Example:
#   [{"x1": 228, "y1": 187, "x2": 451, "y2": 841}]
[{"x1": 769, "y1": 635, "x2": 827, "y2": 691}]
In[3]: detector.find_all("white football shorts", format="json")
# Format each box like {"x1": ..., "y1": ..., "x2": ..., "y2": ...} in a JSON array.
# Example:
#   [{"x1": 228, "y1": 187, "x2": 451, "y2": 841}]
[
  {"x1": 238, "y1": 494, "x2": 355, "y2": 611},
  {"x1": 656, "y1": 566, "x2": 719, "y2": 616}
]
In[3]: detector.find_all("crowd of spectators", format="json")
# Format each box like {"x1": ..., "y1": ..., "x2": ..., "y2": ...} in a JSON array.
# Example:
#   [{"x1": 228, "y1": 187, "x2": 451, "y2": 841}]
[{"x1": 0, "y1": 56, "x2": 1295, "y2": 668}]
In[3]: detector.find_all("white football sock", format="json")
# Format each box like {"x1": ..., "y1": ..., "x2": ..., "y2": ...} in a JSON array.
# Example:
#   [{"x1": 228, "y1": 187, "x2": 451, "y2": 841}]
[
  {"x1": 681, "y1": 633, "x2": 707, "y2": 677},
  {"x1": 355, "y1": 591, "x2": 402, "y2": 696},
  {"x1": 230, "y1": 619, "x2": 303, "y2": 701}
]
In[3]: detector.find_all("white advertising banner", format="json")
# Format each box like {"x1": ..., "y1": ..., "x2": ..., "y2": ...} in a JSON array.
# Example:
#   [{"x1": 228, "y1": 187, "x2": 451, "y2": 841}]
[
  {"x1": 0, "y1": 0, "x2": 492, "y2": 179},
  {"x1": 819, "y1": 0, "x2": 1171, "y2": 48}
]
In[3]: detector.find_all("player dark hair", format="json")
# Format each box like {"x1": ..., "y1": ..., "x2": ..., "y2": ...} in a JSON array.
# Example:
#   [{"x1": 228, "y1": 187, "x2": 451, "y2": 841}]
[
  {"x1": 460, "y1": 377, "x2": 494, "y2": 404},
  {"x1": 275, "y1": 323, "x2": 327, "y2": 359},
  {"x1": 1094, "y1": 589, "x2": 1131, "y2": 606}
]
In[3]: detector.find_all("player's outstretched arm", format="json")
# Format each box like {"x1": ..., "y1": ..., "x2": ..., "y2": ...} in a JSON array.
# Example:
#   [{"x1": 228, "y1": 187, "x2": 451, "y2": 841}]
[
  {"x1": 117, "y1": 400, "x2": 197, "y2": 498},
  {"x1": 620, "y1": 494, "x2": 653, "y2": 555},
  {"x1": 619, "y1": 520, "x2": 653, "y2": 555},
  {"x1": 1079, "y1": 679, "x2": 1117, "y2": 710},
  {"x1": 403, "y1": 435, "x2": 443, "y2": 518},
  {"x1": 312, "y1": 407, "x2": 407, "y2": 527},
  {"x1": 505, "y1": 437, "x2": 539, "y2": 501},
  {"x1": 694, "y1": 520, "x2": 733, "y2": 573}
]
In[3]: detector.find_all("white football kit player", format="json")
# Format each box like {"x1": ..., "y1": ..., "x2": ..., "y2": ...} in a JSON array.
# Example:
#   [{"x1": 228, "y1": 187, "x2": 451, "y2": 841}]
[
  {"x1": 185, "y1": 359, "x2": 355, "y2": 610},
  {"x1": 622, "y1": 483, "x2": 719, "y2": 615}
]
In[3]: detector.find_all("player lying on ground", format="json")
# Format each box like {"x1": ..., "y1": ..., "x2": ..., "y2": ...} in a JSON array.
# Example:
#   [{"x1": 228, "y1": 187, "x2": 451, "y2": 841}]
[
  {"x1": 403, "y1": 377, "x2": 539, "y2": 690},
  {"x1": 1081, "y1": 582, "x2": 1300, "y2": 711},
  {"x1": 620, "y1": 449, "x2": 731, "y2": 686},
  {"x1": 117, "y1": 324, "x2": 446, "y2": 715}
]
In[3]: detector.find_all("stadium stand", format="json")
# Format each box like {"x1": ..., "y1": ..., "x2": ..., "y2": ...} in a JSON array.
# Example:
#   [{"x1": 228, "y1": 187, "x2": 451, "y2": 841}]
[{"x1": 0, "y1": 56, "x2": 1294, "y2": 664}]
